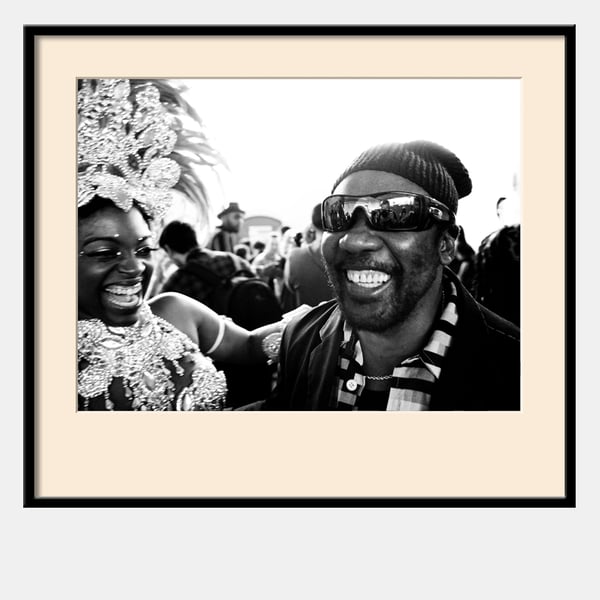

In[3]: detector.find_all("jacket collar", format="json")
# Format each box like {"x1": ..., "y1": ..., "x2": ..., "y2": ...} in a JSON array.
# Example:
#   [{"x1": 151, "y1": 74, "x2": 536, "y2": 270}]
[
  {"x1": 305, "y1": 305, "x2": 344, "y2": 409},
  {"x1": 305, "y1": 269, "x2": 496, "y2": 409}
]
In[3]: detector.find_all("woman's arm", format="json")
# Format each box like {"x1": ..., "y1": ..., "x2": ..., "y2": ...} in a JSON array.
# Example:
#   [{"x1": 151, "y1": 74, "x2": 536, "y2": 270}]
[
  {"x1": 209, "y1": 301, "x2": 314, "y2": 364},
  {"x1": 149, "y1": 291, "x2": 298, "y2": 366}
]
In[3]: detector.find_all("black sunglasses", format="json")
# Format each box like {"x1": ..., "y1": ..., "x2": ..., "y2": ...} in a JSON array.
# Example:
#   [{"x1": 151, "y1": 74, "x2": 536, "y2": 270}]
[{"x1": 321, "y1": 191, "x2": 455, "y2": 233}]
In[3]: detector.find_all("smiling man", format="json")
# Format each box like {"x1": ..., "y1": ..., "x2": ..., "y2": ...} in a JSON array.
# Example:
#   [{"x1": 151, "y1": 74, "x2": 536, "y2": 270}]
[{"x1": 267, "y1": 140, "x2": 520, "y2": 410}]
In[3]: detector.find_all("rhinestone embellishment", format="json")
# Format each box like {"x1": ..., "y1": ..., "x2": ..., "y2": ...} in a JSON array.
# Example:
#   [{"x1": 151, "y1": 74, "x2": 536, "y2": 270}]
[
  {"x1": 77, "y1": 78, "x2": 181, "y2": 220},
  {"x1": 78, "y1": 303, "x2": 227, "y2": 411}
]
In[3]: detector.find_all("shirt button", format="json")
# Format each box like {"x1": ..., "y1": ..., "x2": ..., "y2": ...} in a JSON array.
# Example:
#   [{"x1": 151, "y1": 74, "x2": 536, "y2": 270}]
[{"x1": 345, "y1": 379, "x2": 358, "y2": 392}]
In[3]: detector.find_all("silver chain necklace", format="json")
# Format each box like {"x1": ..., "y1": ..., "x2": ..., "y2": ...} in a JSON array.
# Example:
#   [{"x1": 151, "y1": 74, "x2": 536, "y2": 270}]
[
  {"x1": 363, "y1": 288, "x2": 446, "y2": 383},
  {"x1": 364, "y1": 373, "x2": 394, "y2": 381}
]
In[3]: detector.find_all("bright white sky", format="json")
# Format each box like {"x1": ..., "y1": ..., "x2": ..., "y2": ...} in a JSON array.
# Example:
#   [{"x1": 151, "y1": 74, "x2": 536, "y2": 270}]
[{"x1": 184, "y1": 78, "x2": 520, "y2": 249}]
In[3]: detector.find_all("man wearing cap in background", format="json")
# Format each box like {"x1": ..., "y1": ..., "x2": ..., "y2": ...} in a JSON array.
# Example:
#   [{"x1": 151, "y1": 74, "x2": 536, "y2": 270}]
[
  {"x1": 208, "y1": 201, "x2": 246, "y2": 253},
  {"x1": 266, "y1": 140, "x2": 520, "y2": 411}
]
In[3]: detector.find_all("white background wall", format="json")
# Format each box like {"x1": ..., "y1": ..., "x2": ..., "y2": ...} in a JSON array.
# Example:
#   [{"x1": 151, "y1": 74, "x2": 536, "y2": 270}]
[{"x1": 188, "y1": 78, "x2": 521, "y2": 250}]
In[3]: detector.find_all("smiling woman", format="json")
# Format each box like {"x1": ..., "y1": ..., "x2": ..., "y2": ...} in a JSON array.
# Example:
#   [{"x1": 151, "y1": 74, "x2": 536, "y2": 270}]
[
  {"x1": 78, "y1": 199, "x2": 157, "y2": 326},
  {"x1": 76, "y1": 79, "x2": 285, "y2": 411}
]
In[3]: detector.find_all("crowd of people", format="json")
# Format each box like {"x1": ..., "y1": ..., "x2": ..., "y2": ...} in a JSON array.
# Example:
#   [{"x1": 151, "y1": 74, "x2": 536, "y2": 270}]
[{"x1": 77, "y1": 78, "x2": 520, "y2": 412}]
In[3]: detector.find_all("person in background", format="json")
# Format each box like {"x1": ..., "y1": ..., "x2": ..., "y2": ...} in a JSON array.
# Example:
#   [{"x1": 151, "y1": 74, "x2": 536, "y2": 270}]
[
  {"x1": 158, "y1": 221, "x2": 256, "y2": 305},
  {"x1": 207, "y1": 202, "x2": 245, "y2": 253},
  {"x1": 158, "y1": 221, "x2": 284, "y2": 308},
  {"x1": 238, "y1": 237, "x2": 253, "y2": 259},
  {"x1": 283, "y1": 202, "x2": 335, "y2": 309},
  {"x1": 277, "y1": 228, "x2": 304, "y2": 310},
  {"x1": 253, "y1": 232, "x2": 285, "y2": 298},
  {"x1": 250, "y1": 240, "x2": 266, "y2": 263},
  {"x1": 470, "y1": 196, "x2": 521, "y2": 326},
  {"x1": 449, "y1": 226, "x2": 476, "y2": 290},
  {"x1": 495, "y1": 195, "x2": 520, "y2": 227},
  {"x1": 279, "y1": 228, "x2": 300, "y2": 259},
  {"x1": 266, "y1": 140, "x2": 520, "y2": 411},
  {"x1": 233, "y1": 243, "x2": 250, "y2": 261}
]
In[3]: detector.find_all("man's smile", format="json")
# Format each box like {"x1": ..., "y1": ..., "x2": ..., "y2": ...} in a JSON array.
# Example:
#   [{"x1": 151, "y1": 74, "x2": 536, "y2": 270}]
[{"x1": 345, "y1": 269, "x2": 391, "y2": 288}]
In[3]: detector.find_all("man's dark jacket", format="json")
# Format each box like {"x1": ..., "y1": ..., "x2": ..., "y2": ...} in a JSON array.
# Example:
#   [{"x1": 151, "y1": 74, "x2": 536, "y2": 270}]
[{"x1": 266, "y1": 269, "x2": 520, "y2": 411}]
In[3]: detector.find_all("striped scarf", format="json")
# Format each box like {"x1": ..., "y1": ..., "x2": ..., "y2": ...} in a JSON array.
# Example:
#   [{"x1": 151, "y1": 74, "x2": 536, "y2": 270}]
[{"x1": 334, "y1": 280, "x2": 459, "y2": 410}]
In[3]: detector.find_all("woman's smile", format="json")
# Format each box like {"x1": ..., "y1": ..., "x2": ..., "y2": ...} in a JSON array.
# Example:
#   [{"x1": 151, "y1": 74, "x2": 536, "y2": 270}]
[{"x1": 103, "y1": 281, "x2": 144, "y2": 310}]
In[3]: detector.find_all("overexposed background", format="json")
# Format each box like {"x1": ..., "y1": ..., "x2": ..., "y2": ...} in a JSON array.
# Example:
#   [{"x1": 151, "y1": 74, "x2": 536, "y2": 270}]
[{"x1": 184, "y1": 78, "x2": 520, "y2": 249}]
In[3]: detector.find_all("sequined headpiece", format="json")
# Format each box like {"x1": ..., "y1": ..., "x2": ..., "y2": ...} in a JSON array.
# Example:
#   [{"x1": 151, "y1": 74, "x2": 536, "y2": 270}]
[{"x1": 77, "y1": 78, "x2": 181, "y2": 220}]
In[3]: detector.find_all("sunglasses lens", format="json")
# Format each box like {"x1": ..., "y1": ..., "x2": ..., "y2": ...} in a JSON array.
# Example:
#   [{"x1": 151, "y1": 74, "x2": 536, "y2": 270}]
[
  {"x1": 322, "y1": 196, "x2": 352, "y2": 231},
  {"x1": 370, "y1": 195, "x2": 423, "y2": 230},
  {"x1": 323, "y1": 194, "x2": 428, "y2": 232}
]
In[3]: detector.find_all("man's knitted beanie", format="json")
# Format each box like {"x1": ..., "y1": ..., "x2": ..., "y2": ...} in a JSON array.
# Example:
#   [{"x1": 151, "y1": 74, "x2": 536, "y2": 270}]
[{"x1": 331, "y1": 140, "x2": 472, "y2": 215}]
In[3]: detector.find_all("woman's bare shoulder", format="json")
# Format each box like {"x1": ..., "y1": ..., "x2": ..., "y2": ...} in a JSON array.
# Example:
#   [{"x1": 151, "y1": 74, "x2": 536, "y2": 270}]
[
  {"x1": 148, "y1": 292, "x2": 221, "y2": 351},
  {"x1": 148, "y1": 291, "x2": 189, "y2": 311},
  {"x1": 151, "y1": 290, "x2": 214, "y2": 315},
  {"x1": 148, "y1": 292, "x2": 204, "y2": 329}
]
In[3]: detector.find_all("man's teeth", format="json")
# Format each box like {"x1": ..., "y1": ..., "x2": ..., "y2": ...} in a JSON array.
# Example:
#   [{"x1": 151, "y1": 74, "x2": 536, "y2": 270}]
[
  {"x1": 105, "y1": 283, "x2": 142, "y2": 295},
  {"x1": 346, "y1": 269, "x2": 391, "y2": 287}
]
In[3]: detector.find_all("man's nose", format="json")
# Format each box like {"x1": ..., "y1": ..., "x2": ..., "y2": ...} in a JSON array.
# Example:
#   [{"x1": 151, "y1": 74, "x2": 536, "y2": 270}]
[{"x1": 338, "y1": 208, "x2": 383, "y2": 253}]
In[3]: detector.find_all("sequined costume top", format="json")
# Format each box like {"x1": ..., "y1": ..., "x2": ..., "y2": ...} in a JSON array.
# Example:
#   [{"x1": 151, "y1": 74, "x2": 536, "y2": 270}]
[{"x1": 77, "y1": 303, "x2": 227, "y2": 411}]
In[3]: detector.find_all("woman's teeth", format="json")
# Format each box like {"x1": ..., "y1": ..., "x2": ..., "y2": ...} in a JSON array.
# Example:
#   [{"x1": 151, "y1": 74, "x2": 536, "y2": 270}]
[
  {"x1": 345, "y1": 269, "x2": 391, "y2": 288},
  {"x1": 104, "y1": 283, "x2": 142, "y2": 307}
]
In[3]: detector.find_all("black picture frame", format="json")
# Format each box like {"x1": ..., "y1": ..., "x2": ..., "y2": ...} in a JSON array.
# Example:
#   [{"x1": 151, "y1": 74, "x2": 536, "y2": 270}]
[{"x1": 24, "y1": 24, "x2": 575, "y2": 508}]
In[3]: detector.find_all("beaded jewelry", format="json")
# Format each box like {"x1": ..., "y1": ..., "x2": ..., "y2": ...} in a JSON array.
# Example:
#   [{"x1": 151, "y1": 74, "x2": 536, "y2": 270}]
[
  {"x1": 78, "y1": 303, "x2": 227, "y2": 411},
  {"x1": 77, "y1": 78, "x2": 180, "y2": 220}
]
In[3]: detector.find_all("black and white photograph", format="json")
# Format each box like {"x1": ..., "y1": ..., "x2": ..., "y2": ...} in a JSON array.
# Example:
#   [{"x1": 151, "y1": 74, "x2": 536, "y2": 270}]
[{"x1": 76, "y1": 77, "x2": 521, "y2": 413}]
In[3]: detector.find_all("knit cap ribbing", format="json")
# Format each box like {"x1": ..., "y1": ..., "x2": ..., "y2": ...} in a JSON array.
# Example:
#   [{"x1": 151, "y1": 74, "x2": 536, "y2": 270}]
[{"x1": 332, "y1": 140, "x2": 472, "y2": 214}]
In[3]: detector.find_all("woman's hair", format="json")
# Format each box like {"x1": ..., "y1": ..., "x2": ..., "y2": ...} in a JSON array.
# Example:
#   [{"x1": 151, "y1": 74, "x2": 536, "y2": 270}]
[{"x1": 78, "y1": 196, "x2": 152, "y2": 223}]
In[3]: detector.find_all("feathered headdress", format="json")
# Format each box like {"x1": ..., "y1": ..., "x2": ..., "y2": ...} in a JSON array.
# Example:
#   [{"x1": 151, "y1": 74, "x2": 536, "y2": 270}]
[
  {"x1": 77, "y1": 79, "x2": 181, "y2": 220},
  {"x1": 132, "y1": 78, "x2": 227, "y2": 227},
  {"x1": 77, "y1": 78, "x2": 226, "y2": 222}
]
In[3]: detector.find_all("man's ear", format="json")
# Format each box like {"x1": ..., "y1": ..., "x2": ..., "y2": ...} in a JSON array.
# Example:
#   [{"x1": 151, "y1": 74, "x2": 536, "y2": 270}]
[{"x1": 438, "y1": 226, "x2": 457, "y2": 265}]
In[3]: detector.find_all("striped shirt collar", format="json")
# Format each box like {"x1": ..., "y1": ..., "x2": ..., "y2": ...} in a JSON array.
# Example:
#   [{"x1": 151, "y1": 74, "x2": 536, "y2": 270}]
[{"x1": 334, "y1": 278, "x2": 459, "y2": 410}]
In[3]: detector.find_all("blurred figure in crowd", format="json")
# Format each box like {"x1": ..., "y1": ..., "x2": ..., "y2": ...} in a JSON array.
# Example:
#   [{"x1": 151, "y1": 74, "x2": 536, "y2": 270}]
[
  {"x1": 449, "y1": 226, "x2": 476, "y2": 290},
  {"x1": 470, "y1": 197, "x2": 521, "y2": 326},
  {"x1": 238, "y1": 237, "x2": 253, "y2": 259},
  {"x1": 158, "y1": 220, "x2": 255, "y2": 306},
  {"x1": 252, "y1": 232, "x2": 285, "y2": 298},
  {"x1": 233, "y1": 243, "x2": 250, "y2": 261},
  {"x1": 280, "y1": 227, "x2": 300, "y2": 259},
  {"x1": 250, "y1": 240, "x2": 265, "y2": 263},
  {"x1": 208, "y1": 202, "x2": 245, "y2": 253},
  {"x1": 495, "y1": 195, "x2": 521, "y2": 227},
  {"x1": 283, "y1": 203, "x2": 335, "y2": 309}
]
